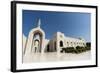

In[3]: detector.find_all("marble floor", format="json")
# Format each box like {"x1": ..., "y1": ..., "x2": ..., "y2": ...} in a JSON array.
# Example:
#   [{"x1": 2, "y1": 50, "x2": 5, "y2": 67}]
[{"x1": 23, "y1": 51, "x2": 91, "y2": 63}]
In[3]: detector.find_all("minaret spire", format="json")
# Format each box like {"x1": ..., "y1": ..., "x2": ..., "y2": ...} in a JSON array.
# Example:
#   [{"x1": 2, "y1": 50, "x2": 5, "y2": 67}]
[{"x1": 37, "y1": 18, "x2": 41, "y2": 28}]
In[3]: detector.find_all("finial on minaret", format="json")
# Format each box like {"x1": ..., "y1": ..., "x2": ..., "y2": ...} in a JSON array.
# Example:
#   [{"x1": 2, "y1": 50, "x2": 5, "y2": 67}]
[{"x1": 37, "y1": 18, "x2": 41, "y2": 28}]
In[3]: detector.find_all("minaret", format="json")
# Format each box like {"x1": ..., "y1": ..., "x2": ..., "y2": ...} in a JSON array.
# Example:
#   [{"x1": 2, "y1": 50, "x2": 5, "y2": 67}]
[{"x1": 37, "y1": 18, "x2": 41, "y2": 28}]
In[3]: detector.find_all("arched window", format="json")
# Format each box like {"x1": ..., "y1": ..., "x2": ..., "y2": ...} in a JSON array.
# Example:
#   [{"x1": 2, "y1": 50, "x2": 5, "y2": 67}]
[{"x1": 60, "y1": 41, "x2": 63, "y2": 47}]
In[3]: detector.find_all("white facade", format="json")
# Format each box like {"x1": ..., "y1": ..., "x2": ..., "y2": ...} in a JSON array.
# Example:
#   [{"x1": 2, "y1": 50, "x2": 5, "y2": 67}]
[{"x1": 23, "y1": 19, "x2": 86, "y2": 55}]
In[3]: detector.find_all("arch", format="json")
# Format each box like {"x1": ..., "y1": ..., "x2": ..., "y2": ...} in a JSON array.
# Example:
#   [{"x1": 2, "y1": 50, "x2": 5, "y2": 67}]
[
  {"x1": 32, "y1": 31, "x2": 43, "y2": 53},
  {"x1": 60, "y1": 41, "x2": 63, "y2": 47},
  {"x1": 25, "y1": 27, "x2": 45, "y2": 54}
]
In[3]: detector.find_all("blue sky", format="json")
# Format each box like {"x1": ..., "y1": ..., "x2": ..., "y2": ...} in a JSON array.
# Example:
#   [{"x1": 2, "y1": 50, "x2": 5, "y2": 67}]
[{"x1": 22, "y1": 10, "x2": 91, "y2": 42}]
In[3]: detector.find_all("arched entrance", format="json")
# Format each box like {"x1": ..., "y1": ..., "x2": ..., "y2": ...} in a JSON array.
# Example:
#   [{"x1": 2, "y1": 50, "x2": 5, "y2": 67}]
[
  {"x1": 31, "y1": 31, "x2": 43, "y2": 53},
  {"x1": 60, "y1": 41, "x2": 63, "y2": 47}
]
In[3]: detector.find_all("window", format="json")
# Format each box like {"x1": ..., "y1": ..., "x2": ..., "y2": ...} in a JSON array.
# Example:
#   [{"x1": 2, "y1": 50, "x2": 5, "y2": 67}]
[
  {"x1": 60, "y1": 41, "x2": 63, "y2": 47},
  {"x1": 54, "y1": 42, "x2": 56, "y2": 51},
  {"x1": 74, "y1": 42, "x2": 76, "y2": 45},
  {"x1": 67, "y1": 42, "x2": 69, "y2": 46},
  {"x1": 83, "y1": 43, "x2": 85, "y2": 45},
  {"x1": 71, "y1": 42, "x2": 73, "y2": 46},
  {"x1": 47, "y1": 44, "x2": 50, "y2": 52}
]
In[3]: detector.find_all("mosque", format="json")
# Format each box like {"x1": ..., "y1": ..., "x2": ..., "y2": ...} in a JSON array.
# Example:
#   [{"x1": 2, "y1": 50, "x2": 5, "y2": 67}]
[{"x1": 23, "y1": 19, "x2": 86, "y2": 55}]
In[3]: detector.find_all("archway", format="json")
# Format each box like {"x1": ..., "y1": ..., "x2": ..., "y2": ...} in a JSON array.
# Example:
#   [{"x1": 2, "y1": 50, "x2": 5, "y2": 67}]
[
  {"x1": 25, "y1": 26, "x2": 45, "y2": 54},
  {"x1": 60, "y1": 41, "x2": 63, "y2": 47},
  {"x1": 31, "y1": 31, "x2": 43, "y2": 53}
]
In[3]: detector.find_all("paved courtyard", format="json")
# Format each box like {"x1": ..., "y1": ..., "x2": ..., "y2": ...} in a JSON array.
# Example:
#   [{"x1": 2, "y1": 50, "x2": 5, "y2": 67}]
[{"x1": 23, "y1": 51, "x2": 91, "y2": 63}]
